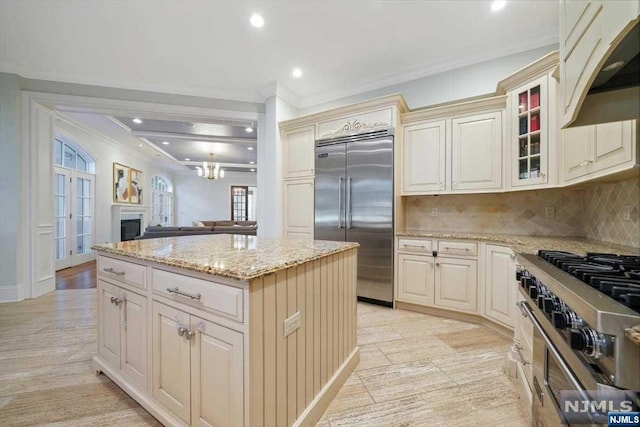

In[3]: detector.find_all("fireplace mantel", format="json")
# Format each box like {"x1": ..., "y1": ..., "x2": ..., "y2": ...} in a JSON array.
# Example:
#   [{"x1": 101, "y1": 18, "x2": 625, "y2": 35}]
[{"x1": 111, "y1": 205, "x2": 150, "y2": 242}]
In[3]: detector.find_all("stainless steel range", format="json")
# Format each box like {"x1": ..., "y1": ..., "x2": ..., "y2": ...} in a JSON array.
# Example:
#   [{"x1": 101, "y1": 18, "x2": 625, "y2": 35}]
[{"x1": 516, "y1": 250, "x2": 640, "y2": 426}]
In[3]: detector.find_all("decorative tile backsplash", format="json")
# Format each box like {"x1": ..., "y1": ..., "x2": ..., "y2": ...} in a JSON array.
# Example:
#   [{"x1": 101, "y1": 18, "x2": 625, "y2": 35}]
[
  {"x1": 583, "y1": 178, "x2": 639, "y2": 248},
  {"x1": 404, "y1": 176, "x2": 640, "y2": 248}
]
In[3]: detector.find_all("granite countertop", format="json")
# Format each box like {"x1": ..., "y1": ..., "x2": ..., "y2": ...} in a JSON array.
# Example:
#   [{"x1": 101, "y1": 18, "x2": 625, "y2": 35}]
[
  {"x1": 396, "y1": 231, "x2": 640, "y2": 256},
  {"x1": 92, "y1": 234, "x2": 359, "y2": 281}
]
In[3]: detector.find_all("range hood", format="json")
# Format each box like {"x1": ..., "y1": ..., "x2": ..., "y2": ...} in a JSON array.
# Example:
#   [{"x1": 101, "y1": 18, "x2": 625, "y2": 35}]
[{"x1": 569, "y1": 22, "x2": 640, "y2": 127}]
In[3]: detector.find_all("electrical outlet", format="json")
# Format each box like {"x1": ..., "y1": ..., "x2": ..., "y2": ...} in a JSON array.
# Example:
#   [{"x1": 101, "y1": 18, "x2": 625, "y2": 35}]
[
  {"x1": 284, "y1": 311, "x2": 301, "y2": 337},
  {"x1": 623, "y1": 205, "x2": 631, "y2": 221},
  {"x1": 431, "y1": 208, "x2": 438, "y2": 217},
  {"x1": 545, "y1": 207, "x2": 555, "y2": 218}
]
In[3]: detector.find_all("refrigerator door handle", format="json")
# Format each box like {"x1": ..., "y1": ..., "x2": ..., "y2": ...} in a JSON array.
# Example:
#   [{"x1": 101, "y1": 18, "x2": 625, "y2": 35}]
[
  {"x1": 338, "y1": 176, "x2": 344, "y2": 229},
  {"x1": 346, "y1": 176, "x2": 352, "y2": 229}
]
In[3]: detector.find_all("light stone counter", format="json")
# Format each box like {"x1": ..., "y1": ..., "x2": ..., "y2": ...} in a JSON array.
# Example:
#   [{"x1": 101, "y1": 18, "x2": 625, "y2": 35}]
[
  {"x1": 92, "y1": 233, "x2": 359, "y2": 281},
  {"x1": 396, "y1": 231, "x2": 640, "y2": 256}
]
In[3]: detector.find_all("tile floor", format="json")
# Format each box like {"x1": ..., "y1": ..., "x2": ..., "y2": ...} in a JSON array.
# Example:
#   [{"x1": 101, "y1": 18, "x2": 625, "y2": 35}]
[{"x1": 0, "y1": 289, "x2": 527, "y2": 426}]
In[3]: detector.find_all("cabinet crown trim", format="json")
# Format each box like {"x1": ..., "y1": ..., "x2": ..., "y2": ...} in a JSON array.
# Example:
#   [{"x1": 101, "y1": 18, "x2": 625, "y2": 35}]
[
  {"x1": 496, "y1": 51, "x2": 559, "y2": 94},
  {"x1": 321, "y1": 118, "x2": 390, "y2": 137},
  {"x1": 401, "y1": 95, "x2": 506, "y2": 124},
  {"x1": 278, "y1": 93, "x2": 408, "y2": 131}
]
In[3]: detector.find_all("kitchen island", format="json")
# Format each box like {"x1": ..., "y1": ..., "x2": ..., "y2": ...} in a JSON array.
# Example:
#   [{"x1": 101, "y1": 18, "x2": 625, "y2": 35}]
[{"x1": 92, "y1": 234, "x2": 359, "y2": 427}]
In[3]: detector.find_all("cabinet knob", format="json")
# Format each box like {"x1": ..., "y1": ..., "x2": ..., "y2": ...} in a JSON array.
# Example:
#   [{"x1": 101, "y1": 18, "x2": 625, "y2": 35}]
[
  {"x1": 435, "y1": 262, "x2": 440, "y2": 267},
  {"x1": 110, "y1": 296, "x2": 123, "y2": 306},
  {"x1": 177, "y1": 326, "x2": 188, "y2": 337}
]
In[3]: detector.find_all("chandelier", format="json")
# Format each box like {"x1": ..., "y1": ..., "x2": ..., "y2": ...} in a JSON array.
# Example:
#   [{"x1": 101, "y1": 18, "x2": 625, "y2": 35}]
[{"x1": 196, "y1": 153, "x2": 225, "y2": 180}]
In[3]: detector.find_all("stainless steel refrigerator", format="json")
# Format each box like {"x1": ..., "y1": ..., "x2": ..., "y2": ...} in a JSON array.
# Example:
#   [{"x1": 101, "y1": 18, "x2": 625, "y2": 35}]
[{"x1": 314, "y1": 128, "x2": 394, "y2": 306}]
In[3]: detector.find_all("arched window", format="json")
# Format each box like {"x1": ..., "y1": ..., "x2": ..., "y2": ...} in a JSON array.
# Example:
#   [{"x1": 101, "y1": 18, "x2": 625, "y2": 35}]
[
  {"x1": 54, "y1": 136, "x2": 95, "y2": 173},
  {"x1": 151, "y1": 175, "x2": 173, "y2": 226}
]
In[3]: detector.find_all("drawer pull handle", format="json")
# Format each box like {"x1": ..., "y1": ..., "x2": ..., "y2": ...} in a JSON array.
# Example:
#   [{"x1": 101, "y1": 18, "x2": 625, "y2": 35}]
[
  {"x1": 403, "y1": 244, "x2": 426, "y2": 248},
  {"x1": 167, "y1": 287, "x2": 202, "y2": 300},
  {"x1": 103, "y1": 267, "x2": 125, "y2": 276},
  {"x1": 443, "y1": 247, "x2": 470, "y2": 251}
]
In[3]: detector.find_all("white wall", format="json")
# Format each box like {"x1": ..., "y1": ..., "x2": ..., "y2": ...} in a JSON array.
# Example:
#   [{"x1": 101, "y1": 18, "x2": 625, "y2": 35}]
[
  {"x1": 56, "y1": 119, "x2": 176, "y2": 245},
  {"x1": 175, "y1": 172, "x2": 257, "y2": 226},
  {"x1": 300, "y1": 44, "x2": 558, "y2": 115},
  {"x1": 0, "y1": 73, "x2": 23, "y2": 299}
]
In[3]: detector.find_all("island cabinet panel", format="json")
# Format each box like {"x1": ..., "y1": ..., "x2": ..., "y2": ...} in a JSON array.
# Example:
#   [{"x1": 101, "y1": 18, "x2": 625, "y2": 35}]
[
  {"x1": 248, "y1": 248, "x2": 358, "y2": 427},
  {"x1": 152, "y1": 302, "x2": 192, "y2": 424},
  {"x1": 120, "y1": 289, "x2": 147, "y2": 389},
  {"x1": 98, "y1": 280, "x2": 122, "y2": 367}
]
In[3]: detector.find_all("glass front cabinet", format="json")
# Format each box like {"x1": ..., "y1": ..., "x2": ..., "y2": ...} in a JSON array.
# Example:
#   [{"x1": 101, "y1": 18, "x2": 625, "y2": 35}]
[{"x1": 510, "y1": 75, "x2": 549, "y2": 187}]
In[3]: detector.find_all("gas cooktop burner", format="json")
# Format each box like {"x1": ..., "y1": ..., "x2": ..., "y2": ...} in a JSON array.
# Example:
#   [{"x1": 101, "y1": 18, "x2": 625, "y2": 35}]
[{"x1": 538, "y1": 250, "x2": 640, "y2": 312}]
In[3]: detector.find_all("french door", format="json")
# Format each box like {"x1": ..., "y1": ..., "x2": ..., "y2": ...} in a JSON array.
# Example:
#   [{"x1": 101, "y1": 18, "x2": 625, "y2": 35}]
[{"x1": 54, "y1": 167, "x2": 95, "y2": 270}]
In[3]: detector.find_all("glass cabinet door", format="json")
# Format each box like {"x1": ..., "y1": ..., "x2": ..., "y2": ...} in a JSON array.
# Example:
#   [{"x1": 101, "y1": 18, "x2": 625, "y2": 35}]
[{"x1": 512, "y1": 75, "x2": 548, "y2": 187}]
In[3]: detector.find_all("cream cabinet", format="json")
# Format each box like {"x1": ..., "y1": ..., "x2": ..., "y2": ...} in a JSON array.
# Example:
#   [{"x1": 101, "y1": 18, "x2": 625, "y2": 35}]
[
  {"x1": 484, "y1": 245, "x2": 516, "y2": 328},
  {"x1": 561, "y1": 119, "x2": 637, "y2": 184},
  {"x1": 451, "y1": 111, "x2": 502, "y2": 192},
  {"x1": 397, "y1": 253, "x2": 435, "y2": 305},
  {"x1": 559, "y1": 0, "x2": 640, "y2": 127},
  {"x1": 282, "y1": 125, "x2": 315, "y2": 179},
  {"x1": 97, "y1": 279, "x2": 147, "y2": 390},
  {"x1": 152, "y1": 301, "x2": 244, "y2": 426},
  {"x1": 434, "y1": 257, "x2": 477, "y2": 313},
  {"x1": 402, "y1": 120, "x2": 446, "y2": 193},
  {"x1": 283, "y1": 178, "x2": 315, "y2": 240}
]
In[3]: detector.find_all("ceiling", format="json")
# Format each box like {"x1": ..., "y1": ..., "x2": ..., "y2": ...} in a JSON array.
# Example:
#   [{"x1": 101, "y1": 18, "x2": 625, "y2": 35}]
[
  {"x1": 61, "y1": 112, "x2": 257, "y2": 173},
  {"x1": 0, "y1": 0, "x2": 559, "y2": 108}
]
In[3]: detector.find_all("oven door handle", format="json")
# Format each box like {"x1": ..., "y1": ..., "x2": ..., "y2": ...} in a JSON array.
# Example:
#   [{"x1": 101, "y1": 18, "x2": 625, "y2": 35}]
[{"x1": 517, "y1": 301, "x2": 588, "y2": 396}]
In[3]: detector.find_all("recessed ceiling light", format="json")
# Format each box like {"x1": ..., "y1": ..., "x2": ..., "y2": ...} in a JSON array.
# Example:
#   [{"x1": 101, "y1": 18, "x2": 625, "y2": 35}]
[
  {"x1": 491, "y1": 0, "x2": 506, "y2": 12},
  {"x1": 185, "y1": 158, "x2": 190, "y2": 161},
  {"x1": 245, "y1": 127, "x2": 253, "y2": 133},
  {"x1": 250, "y1": 169, "x2": 256, "y2": 172},
  {"x1": 250, "y1": 14, "x2": 264, "y2": 28},
  {"x1": 138, "y1": 143, "x2": 143, "y2": 147},
  {"x1": 248, "y1": 146, "x2": 254, "y2": 151},
  {"x1": 250, "y1": 161, "x2": 255, "y2": 164},
  {"x1": 162, "y1": 141, "x2": 170, "y2": 145},
  {"x1": 292, "y1": 68, "x2": 303, "y2": 78},
  {"x1": 132, "y1": 118, "x2": 142, "y2": 124}
]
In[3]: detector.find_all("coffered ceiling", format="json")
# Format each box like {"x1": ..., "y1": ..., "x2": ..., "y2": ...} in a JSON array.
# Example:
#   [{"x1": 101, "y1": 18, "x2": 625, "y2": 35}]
[{"x1": 0, "y1": 0, "x2": 559, "y2": 108}]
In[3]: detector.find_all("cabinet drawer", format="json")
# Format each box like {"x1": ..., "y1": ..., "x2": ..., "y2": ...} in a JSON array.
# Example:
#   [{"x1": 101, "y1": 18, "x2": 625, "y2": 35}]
[
  {"x1": 98, "y1": 255, "x2": 146, "y2": 290},
  {"x1": 398, "y1": 238, "x2": 433, "y2": 253},
  {"x1": 152, "y1": 269, "x2": 244, "y2": 323},
  {"x1": 437, "y1": 241, "x2": 477, "y2": 256}
]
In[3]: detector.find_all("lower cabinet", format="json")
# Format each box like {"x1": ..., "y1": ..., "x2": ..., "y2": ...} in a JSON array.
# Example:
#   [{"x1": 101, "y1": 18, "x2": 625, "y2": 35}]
[
  {"x1": 98, "y1": 279, "x2": 147, "y2": 390},
  {"x1": 434, "y1": 257, "x2": 477, "y2": 313},
  {"x1": 152, "y1": 301, "x2": 244, "y2": 426},
  {"x1": 397, "y1": 253, "x2": 435, "y2": 305},
  {"x1": 484, "y1": 245, "x2": 516, "y2": 328}
]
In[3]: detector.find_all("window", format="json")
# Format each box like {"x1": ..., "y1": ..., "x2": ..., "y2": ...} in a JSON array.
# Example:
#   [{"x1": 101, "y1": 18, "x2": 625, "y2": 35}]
[
  {"x1": 54, "y1": 137, "x2": 94, "y2": 173},
  {"x1": 231, "y1": 186, "x2": 248, "y2": 221},
  {"x1": 151, "y1": 175, "x2": 173, "y2": 226}
]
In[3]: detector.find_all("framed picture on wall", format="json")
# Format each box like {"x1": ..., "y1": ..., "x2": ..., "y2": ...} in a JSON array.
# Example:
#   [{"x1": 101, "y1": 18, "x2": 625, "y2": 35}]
[
  {"x1": 113, "y1": 163, "x2": 130, "y2": 203},
  {"x1": 129, "y1": 168, "x2": 143, "y2": 204}
]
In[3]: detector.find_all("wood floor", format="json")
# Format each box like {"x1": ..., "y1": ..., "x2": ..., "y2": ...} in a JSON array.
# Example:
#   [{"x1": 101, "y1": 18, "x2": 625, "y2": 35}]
[
  {"x1": 55, "y1": 261, "x2": 96, "y2": 290},
  {"x1": 0, "y1": 276, "x2": 527, "y2": 426}
]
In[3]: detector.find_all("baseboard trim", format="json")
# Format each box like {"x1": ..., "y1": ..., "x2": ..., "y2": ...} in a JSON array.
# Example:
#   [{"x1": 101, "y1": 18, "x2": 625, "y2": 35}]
[
  {"x1": 0, "y1": 283, "x2": 25, "y2": 303},
  {"x1": 395, "y1": 300, "x2": 513, "y2": 338},
  {"x1": 293, "y1": 347, "x2": 360, "y2": 427},
  {"x1": 93, "y1": 356, "x2": 188, "y2": 427}
]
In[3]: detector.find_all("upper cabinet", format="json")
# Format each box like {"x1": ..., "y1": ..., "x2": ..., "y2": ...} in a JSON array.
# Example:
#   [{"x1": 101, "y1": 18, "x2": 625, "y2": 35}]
[
  {"x1": 402, "y1": 120, "x2": 446, "y2": 193},
  {"x1": 282, "y1": 125, "x2": 315, "y2": 179},
  {"x1": 559, "y1": 0, "x2": 640, "y2": 128},
  {"x1": 561, "y1": 119, "x2": 638, "y2": 184},
  {"x1": 400, "y1": 96, "x2": 506, "y2": 195},
  {"x1": 451, "y1": 111, "x2": 502, "y2": 192},
  {"x1": 496, "y1": 52, "x2": 560, "y2": 190}
]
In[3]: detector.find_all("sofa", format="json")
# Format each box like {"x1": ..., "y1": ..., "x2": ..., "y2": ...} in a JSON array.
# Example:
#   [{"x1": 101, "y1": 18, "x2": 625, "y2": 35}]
[{"x1": 136, "y1": 220, "x2": 257, "y2": 239}]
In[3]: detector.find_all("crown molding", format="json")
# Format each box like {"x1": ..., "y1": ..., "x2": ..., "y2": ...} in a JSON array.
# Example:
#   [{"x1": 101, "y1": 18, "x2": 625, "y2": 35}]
[
  {"x1": 295, "y1": 36, "x2": 559, "y2": 109},
  {"x1": 401, "y1": 95, "x2": 507, "y2": 124},
  {"x1": 495, "y1": 51, "x2": 560, "y2": 95},
  {"x1": 130, "y1": 130, "x2": 256, "y2": 144},
  {"x1": 279, "y1": 93, "x2": 408, "y2": 131}
]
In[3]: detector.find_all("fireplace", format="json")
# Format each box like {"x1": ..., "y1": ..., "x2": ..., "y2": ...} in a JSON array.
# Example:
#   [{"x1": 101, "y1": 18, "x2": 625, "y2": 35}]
[{"x1": 121, "y1": 219, "x2": 141, "y2": 241}]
